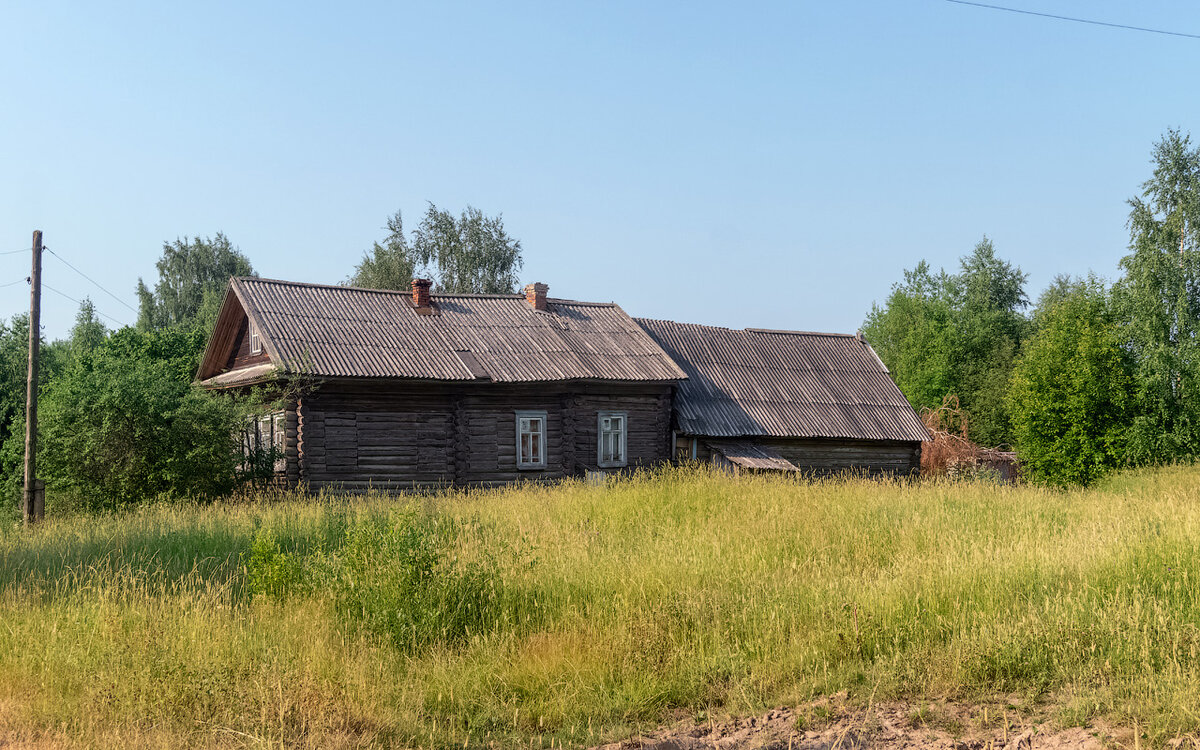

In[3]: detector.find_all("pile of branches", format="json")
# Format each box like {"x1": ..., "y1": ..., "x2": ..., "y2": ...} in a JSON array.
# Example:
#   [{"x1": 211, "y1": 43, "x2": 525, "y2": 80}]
[{"x1": 920, "y1": 395, "x2": 1019, "y2": 480}]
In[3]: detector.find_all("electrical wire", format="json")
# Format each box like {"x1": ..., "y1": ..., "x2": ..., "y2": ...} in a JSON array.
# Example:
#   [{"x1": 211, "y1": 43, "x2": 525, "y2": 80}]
[
  {"x1": 0, "y1": 248, "x2": 30, "y2": 256},
  {"x1": 41, "y1": 283, "x2": 128, "y2": 327},
  {"x1": 0, "y1": 278, "x2": 29, "y2": 289},
  {"x1": 43, "y1": 246, "x2": 139, "y2": 314},
  {"x1": 944, "y1": 0, "x2": 1200, "y2": 39}
]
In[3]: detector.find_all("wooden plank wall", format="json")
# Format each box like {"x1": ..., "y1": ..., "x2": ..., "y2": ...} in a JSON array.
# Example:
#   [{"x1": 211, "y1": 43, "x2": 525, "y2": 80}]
[
  {"x1": 225, "y1": 317, "x2": 271, "y2": 371},
  {"x1": 757, "y1": 437, "x2": 920, "y2": 477},
  {"x1": 293, "y1": 381, "x2": 674, "y2": 490}
]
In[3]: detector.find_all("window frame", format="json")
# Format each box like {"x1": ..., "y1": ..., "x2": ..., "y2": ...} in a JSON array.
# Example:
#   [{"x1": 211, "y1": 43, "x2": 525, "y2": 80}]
[
  {"x1": 241, "y1": 410, "x2": 286, "y2": 474},
  {"x1": 596, "y1": 410, "x2": 628, "y2": 469},
  {"x1": 515, "y1": 410, "x2": 548, "y2": 470},
  {"x1": 249, "y1": 324, "x2": 262, "y2": 355}
]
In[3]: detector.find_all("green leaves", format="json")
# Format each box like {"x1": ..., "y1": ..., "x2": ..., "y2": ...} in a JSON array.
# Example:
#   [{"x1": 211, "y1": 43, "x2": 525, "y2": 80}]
[
  {"x1": 346, "y1": 203, "x2": 524, "y2": 294},
  {"x1": 136, "y1": 233, "x2": 254, "y2": 332},
  {"x1": 863, "y1": 237, "x2": 1028, "y2": 448},
  {"x1": 1008, "y1": 277, "x2": 1133, "y2": 487},
  {"x1": 27, "y1": 327, "x2": 243, "y2": 509}
]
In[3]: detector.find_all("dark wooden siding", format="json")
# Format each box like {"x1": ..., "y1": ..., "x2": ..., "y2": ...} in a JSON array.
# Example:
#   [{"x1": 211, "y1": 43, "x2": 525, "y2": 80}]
[
  {"x1": 294, "y1": 380, "x2": 674, "y2": 490},
  {"x1": 712, "y1": 437, "x2": 920, "y2": 477},
  {"x1": 225, "y1": 317, "x2": 271, "y2": 371}
]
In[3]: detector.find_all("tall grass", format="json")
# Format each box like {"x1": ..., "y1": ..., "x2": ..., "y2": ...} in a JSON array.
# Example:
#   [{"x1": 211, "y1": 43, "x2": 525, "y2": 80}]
[{"x1": 4, "y1": 466, "x2": 1200, "y2": 747}]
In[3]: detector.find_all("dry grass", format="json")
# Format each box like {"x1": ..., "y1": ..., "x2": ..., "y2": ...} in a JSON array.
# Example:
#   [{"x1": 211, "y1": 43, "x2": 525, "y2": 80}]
[{"x1": 4, "y1": 465, "x2": 1200, "y2": 747}]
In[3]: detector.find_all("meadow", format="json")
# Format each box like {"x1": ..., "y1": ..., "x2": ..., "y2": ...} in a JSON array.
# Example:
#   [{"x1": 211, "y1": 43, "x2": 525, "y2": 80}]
[{"x1": 4, "y1": 465, "x2": 1200, "y2": 748}]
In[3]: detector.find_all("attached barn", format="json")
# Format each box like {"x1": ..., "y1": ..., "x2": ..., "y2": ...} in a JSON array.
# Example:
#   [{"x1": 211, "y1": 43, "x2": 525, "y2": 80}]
[{"x1": 634, "y1": 319, "x2": 930, "y2": 476}]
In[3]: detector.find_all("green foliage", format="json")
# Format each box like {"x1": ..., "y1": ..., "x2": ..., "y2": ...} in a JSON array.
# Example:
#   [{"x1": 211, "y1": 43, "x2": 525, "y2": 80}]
[
  {"x1": 862, "y1": 261, "x2": 958, "y2": 411},
  {"x1": 346, "y1": 203, "x2": 524, "y2": 293},
  {"x1": 1114, "y1": 130, "x2": 1200, "y2": 465},
  {"x1": 136, "y1": 233, "x2": 255, "y2": 331},
  {"x1": 413, "y1": 203, "x2": 523, "y2": 294},
  {"x1": 245, "y1": 510, "x2": 510, "y2": 652},
  {"x1": 344, "y1": 210, "x2": 419, "y2": 290},
  {"x1": 864, "y1": 237, "x2": 1028, "y2": 446},
  {"x1": 17, "y1": 326, "x2": 242, "y2": 509},
  {"x1": 68, "y1": 298, "x2": 108, "y2": 359},
  {"x1": 1008, "y1": 277, "x2": 1133, "y2": 486}
]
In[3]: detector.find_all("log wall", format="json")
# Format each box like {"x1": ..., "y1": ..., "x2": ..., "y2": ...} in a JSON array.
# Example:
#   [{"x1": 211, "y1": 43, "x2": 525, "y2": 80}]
[{"x1": 291, "y1": 380, "x2": 674, "y2": 490}]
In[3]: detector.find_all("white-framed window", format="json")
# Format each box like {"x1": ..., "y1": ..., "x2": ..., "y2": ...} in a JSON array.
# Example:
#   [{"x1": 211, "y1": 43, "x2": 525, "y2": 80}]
[
  {"x1": 597, "y1": 411, "x2": 627, "y2": 468},
  {"x1": 241, "y1": 411, "x2": 286, "y2": 473},
  {"x1": 249, "y1": 324, "x2": 262, "y2": 354},
  {"x1": 515, "y1": 410, "x2": 547, "y2": 470}
]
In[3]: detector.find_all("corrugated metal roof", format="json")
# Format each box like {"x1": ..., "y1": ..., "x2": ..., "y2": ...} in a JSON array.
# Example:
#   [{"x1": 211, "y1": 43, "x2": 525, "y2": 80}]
[
  {"x1": 636, "y1": 318, "x2": 930, "y2": 443},
  {"x1": 223, "y1": 278, "x2": 686, "y2": 383},
  {"x1": 704, "y1": 440, "x2": 799, "y2": 472}
]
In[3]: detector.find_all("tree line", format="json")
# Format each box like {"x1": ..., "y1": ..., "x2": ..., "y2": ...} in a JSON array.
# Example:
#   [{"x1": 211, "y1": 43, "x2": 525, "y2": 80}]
[
  {"x1": 1, "y1": 203, "x2": 523, "y2": 515},
  {"x1": 865, "y1": 130, "x2": 1200, "y2": 486}
]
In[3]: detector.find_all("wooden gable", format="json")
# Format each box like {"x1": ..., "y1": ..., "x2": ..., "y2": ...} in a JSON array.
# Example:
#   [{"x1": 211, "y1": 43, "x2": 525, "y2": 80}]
[{"x1": 197, "y1": 283, "x2": 277, "y2": 382}]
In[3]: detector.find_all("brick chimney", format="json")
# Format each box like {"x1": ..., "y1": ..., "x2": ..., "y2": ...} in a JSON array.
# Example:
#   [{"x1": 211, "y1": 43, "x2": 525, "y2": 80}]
[
  {"x1": 412, "y1": 278, "x2": 432, "y2": 309},
  {"x1": 524, "y1": 282, "x2": 548, "y2": 311}
]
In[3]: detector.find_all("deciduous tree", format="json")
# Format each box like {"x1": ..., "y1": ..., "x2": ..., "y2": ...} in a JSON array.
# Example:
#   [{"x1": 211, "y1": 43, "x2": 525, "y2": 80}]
[
  {"x1": 1115, "y1": 130, "x2": 1200, "y2": 464},
  {"x1": 1009, "y1": 277, "x2": 1132, "y2": 486},
  {"x1": 137, "y1": 233, "x2": 254, "y2": 332}
]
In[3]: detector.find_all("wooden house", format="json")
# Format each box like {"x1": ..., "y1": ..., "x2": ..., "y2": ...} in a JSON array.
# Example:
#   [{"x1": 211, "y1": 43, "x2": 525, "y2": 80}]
[
  {"x1": 634, "y1": 319, "x2": 930, "y2": 476},
  {"x1": 197, "y1": 278, "x2": 686, "y2": 490}
]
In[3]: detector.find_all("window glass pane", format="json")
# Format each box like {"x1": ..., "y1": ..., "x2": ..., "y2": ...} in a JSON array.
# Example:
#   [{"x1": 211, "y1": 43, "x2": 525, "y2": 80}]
[
  {"x1": 531, "y1": 432, "x2": 540, "y2": 461},
  {"x1": 522, "y1": 433, "x2": 532, "y2": 463}
]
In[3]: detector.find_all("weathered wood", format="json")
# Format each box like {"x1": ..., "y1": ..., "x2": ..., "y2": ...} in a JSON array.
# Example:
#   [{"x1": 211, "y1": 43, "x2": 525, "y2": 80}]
[
  {"x1": 224, "y1": 316, "x2": 271, "y2": 371},
  {"x1": 292, "y1": 380, "x2": 674, "y2": 490},
  {"x1": 23, "y1": 231, "x2": 42, "y2": 524}
]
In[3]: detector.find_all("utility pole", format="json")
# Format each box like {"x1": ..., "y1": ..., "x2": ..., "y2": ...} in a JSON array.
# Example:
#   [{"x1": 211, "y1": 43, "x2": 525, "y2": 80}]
[{"x1": 23, "y1": 230, "x2": 43, "y2": 524}]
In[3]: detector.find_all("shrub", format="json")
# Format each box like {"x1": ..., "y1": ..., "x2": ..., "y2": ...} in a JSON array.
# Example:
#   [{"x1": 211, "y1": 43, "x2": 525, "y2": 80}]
[
  {"x1": 1008, "y1": 278, "x2": 1133, "y2": 486},
  {"x1": 245, "y1": 510, "x2": 510, "y2": 651},
  {"x1": 10, "y1": 327, "x2": 243, "y2": 509}
]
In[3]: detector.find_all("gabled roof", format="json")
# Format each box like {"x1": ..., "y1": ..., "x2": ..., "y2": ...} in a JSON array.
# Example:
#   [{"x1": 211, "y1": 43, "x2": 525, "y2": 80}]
[
  {"x1": 635, "y1": 318, "x2": 930, "y2": 443},
  {"x1": 198, "y1": 278, "x2": 686, "y2": 385}
]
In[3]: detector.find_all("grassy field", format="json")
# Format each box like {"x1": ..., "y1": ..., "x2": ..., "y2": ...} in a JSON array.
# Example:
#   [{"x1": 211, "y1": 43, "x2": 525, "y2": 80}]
[{"x1": 4, "y1": 465, "x2": 1200, "y2": 748}]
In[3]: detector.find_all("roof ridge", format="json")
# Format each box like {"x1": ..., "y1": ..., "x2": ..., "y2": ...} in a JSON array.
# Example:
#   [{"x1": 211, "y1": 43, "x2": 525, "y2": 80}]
[
  {"x1": 236, "y1": 277, "x2": 616, "y2": 306},
  {"x1": 744, "y1": 328, "x2": 858, "y2": 338},
  {"x1": 637, "y1": 316, "x2": 858, "y2": 339}
]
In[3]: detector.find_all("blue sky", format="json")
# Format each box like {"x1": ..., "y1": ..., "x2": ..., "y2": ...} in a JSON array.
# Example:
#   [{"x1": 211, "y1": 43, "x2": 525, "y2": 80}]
[{"x1": 2, "y1": 1, "x2": 1198, "y2": 339}]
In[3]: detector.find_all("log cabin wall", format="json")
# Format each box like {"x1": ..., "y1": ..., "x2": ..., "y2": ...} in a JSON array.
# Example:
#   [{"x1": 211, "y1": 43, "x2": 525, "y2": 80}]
[{"x1": 293, "y1": 380, "x2": 674, "y2": 490}]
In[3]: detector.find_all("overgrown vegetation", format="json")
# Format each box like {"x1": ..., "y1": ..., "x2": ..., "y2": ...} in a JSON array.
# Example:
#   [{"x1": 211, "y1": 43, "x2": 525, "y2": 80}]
[
  {"x1": 866, "y1": 129, "x2": 1200, "y2": 486},
  {"x1": 6, "y1": 467, "x2": 1200, "y2": 747}
]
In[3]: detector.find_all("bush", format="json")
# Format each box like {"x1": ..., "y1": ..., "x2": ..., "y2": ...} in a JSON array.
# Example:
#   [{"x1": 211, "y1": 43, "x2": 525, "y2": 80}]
[
  {"x1": 245, "y1": 510, "x2": 509, "y2": 651},
  {"x1": 1008, "y1": 278, "x2": 1133, "y2": 486},
  {"x1": 7, "y1": 327, "x2": 244, "y2": 509}
]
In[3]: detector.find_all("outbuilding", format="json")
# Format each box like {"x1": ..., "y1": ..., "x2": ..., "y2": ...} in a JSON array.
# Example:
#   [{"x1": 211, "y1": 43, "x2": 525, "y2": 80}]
[{"x1": 634, "y1": 319, "x2": 930, "y2": 476}]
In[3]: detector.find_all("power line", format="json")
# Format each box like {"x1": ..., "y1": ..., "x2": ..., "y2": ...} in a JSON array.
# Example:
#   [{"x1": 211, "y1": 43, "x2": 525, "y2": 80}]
[
  {"x1": 43, "y1": 246, "x2": 138, "y2": 314},
  {"x1": 41, "y1": 283, "x2": 128, "y2": 327},
  {"x1": 0, "y1": 248, "x2": 29, "y2": 256},
  {"x1": 944, "y1": 0, "x2": 1200, "y2": 40},
  {"x1": 0, "y1": 278, "x2": 29, "y2": 289}
]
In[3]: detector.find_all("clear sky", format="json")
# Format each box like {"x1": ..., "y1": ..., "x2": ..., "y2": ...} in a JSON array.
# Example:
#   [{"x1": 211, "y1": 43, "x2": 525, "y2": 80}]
[{"x1": 2, "y1": 1, "x2": 1198, "y2": 339}]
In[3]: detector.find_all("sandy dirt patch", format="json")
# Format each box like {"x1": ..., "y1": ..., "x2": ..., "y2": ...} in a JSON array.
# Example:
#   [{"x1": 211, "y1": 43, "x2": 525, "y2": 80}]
[{"x1": 593, "y1": 696, "x2": 1141, "y2": 750}]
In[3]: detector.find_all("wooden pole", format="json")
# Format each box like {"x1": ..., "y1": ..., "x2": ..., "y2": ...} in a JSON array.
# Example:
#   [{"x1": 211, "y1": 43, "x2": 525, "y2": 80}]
[{"x1": 23, "y1": 230, "x2": 42, "y2": 524}]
